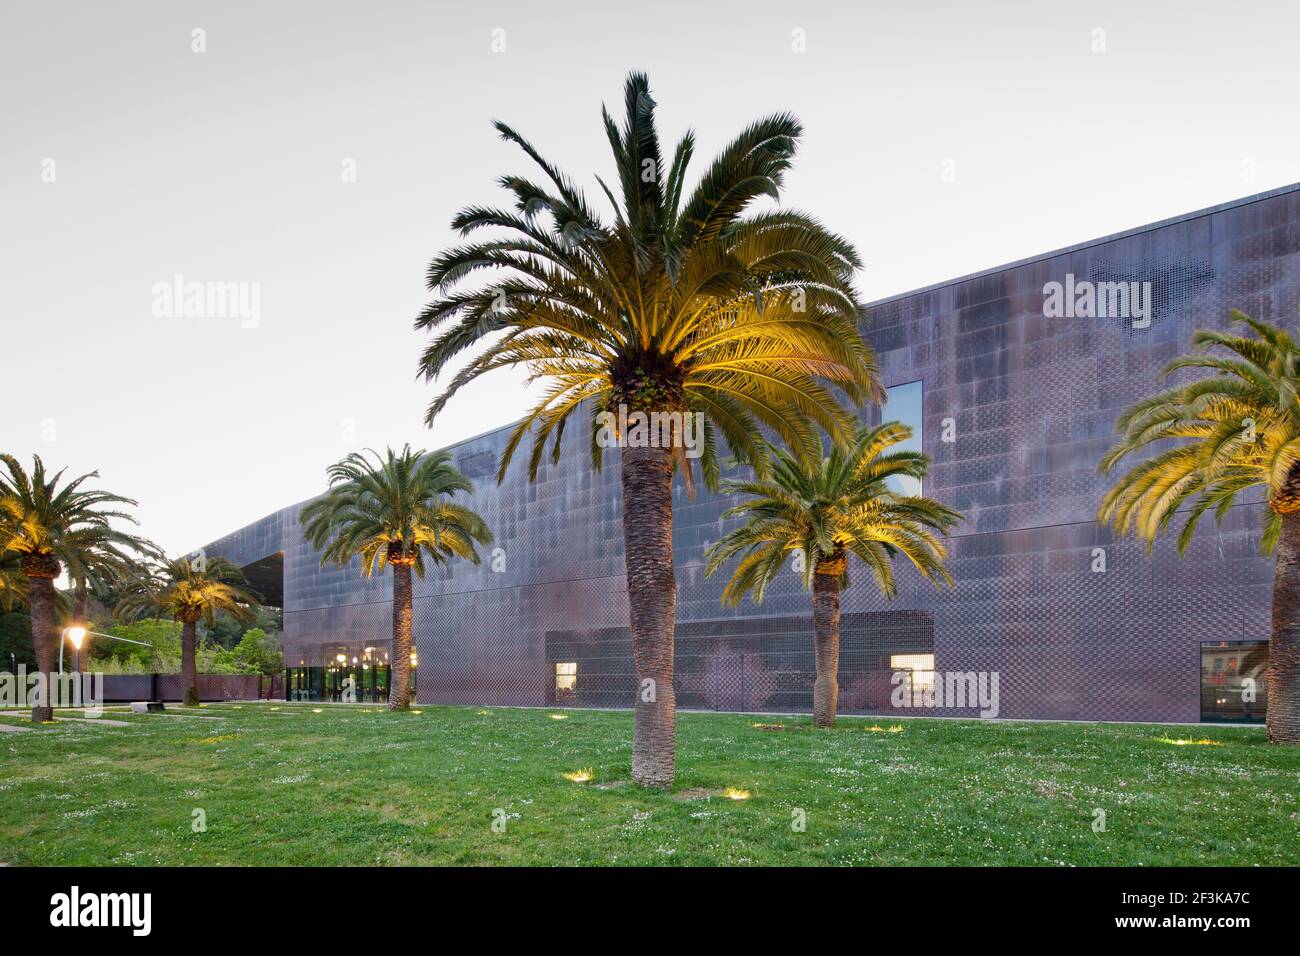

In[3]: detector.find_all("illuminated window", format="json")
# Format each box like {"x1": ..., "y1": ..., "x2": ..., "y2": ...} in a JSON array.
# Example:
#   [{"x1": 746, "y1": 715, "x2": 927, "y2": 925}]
[
  {"x1": 554, "y1": 662, "x2": 577, "y2": 699},
  {"x1": 891, "y1": 653, "x2": 935, "y2": 696}
]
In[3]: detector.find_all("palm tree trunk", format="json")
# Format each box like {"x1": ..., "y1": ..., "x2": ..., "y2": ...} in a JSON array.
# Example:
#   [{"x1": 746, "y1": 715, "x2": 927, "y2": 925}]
[
  {"x1": 180, "y1": 619, "x2": 199, "y2": 706},
  {"x1": 622, "y1": 443, "x2": 676, "y2": 788},
  {"x1": 812, "y1": 566, "x2": 842, "y2": 728},
  {"x1": 389, "y1": 562, "x2": 413, "y2": 711},
  {"x1": 1268, "y1": 511, "x2": 1300, "y2": 743},
  {"x1": 26, "y1": 574, "x2": 57, "y2": 722}
]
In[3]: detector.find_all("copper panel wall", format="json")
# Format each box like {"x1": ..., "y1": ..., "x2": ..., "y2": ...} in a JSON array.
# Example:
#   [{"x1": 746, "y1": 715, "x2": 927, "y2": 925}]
[{"x1": 203, "y1": 184, "x2": 1300, "y2": 722}]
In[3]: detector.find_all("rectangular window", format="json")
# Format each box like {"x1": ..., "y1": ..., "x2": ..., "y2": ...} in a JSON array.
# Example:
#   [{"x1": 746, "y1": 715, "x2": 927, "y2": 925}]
[
  {"x1": 1201, "y1": 641, "x2": 1266, "y2": 723},
  {"x1": 891, "y1": 652, "x2": 935, "y2": 696},
  {"x1": 554, "y1": 662, "x2": 577, "y2": 701},
  {"x1": 883, "y1": 381, "x2": 923, "y2": 496}
]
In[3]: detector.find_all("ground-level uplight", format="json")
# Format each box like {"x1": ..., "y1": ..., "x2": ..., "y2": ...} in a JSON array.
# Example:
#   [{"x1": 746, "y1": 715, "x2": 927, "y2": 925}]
[
  {"x1": 563, "y1": 769, "x2": 593, "y2": 783},
  {"x1": 549, "y1": 713, "x2": 569, "y2": 720},
  {"x1": 865, "y1": 725, "x2": 905, "y2": 734},
  {"x1": 721, "y1": 787, "x2": 751, "y2": 801},
  {"x1": 1155, "y1": 736, "x2": 1223, "y2": 746}
]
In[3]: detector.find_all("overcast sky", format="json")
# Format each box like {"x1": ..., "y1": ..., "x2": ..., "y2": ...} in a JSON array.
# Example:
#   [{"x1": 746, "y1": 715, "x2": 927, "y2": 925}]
[{"x1": 2, "y1": 0, "x2": 1298, "y2": 557}]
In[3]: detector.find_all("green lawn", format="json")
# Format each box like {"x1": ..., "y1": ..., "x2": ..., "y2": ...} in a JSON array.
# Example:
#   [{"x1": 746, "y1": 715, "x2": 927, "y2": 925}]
[{"x1": 0, "y1": 703, "x2": 1294, "y2": 866}]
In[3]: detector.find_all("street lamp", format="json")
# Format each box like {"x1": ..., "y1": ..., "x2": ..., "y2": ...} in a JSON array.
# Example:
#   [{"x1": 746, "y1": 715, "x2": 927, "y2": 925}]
[
  {"x1": 60, "y1": 625, "x2": 87, "y2": 673},
  {"x1": 59, "y1": 627, "x2": 151, "y2": 673}
]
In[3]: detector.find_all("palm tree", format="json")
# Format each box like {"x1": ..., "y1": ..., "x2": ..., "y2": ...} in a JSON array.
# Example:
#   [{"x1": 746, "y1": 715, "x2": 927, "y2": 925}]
[
  {"x1": 0, "y1": 454, "x2": 155, "y2": 721},
  {"x1": 299, "y1": 446, "x2": 492, "y2": 711},
  {"x1": 416, "y1": 73, "x2": 878, "y2": 785},
  {"x1": 116, "y1": 557, "x2": 262, "y2": 706},
  {"x1": 706, "y1": 423, "x2": 961, "y2": 727},
  {"x1": 1099, "y1": 309, "x2": 1300, "y2": 744}
]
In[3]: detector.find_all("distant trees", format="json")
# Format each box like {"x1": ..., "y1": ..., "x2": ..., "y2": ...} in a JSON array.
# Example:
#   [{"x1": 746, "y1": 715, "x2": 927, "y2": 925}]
[
  {"x1": 116, "y1": 557, "x2": 262, "y2": 705},
  {"x1": 0, "y1": 454, "x2": 156, "y2": 720}
]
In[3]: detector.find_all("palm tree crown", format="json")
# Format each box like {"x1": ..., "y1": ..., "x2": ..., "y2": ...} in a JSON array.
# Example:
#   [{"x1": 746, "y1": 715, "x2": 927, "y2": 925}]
[
  {"x1": 416, "y1": 72, "x2": 880, "y2": 484},
  {"x1": 299, "y1": 446, "x2": 492, "y2": 576},
  {"x1": 0, "y1": 453, "x2": 156, "y2": 579},
  {"x1": 706, "y1": 423, "x2": 962, "y2": 603},
  {"x1": 117, "y1": 556, "x2": 262, "y2": 627},
  {"x1": 1099, "y1": 310, "x2": 1300, "y2": 552}
]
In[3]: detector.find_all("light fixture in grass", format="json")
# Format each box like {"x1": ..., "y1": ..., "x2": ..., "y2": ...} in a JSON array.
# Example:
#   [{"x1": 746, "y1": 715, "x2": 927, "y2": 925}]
[
  {"x1": 563, "y1": 769, "x2": 594, "y2": 783},
  {"x1": 722, "y1": 787, "x2": 751, "y2": 801},
  {"x1": 1155, "y1": 737, "x2": 1223, "y2": 746}
]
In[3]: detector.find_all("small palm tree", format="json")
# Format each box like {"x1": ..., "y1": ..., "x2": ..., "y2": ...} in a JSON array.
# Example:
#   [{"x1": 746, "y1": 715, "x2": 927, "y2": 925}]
[
  {"x1": 1099, "y1": 309, "x2": 1300, "y2": 744},
  {"x1": 299, "y1": 446, "x2": 492, "y2": 711},
  {"x1": 706, "y1": 424, "x2": 961, "y2": 727},
  {"x1": 0, "y1": 454, "x2": 156, "y2": 721},
  {"x1": 116, "y1": 557, "x2": 262, "y2": 706},
  {"x1": 417, "y1": 73, "x2": 877, "y2": 784}
]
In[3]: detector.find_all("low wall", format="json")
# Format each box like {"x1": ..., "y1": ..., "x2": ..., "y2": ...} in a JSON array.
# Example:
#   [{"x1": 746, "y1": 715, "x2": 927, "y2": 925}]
[{"x1": 100, "y1": 674, "x2": 262, "y2": 702}]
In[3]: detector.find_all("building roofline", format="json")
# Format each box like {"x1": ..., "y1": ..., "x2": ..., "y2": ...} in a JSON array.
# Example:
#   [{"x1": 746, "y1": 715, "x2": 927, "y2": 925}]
[
  {"x1": 863, "y1": 181, "x2": 1300, "y2": 309},
  {"x1": 204, "y1": 181, "x2": 1300, "y2": 549}
]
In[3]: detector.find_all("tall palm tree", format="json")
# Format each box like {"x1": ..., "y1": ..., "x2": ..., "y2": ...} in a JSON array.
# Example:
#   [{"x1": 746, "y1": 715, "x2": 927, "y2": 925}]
[
  {"x1": 706, "y1": 423, "x2": 961, "y2": 727},
  {"x1": 416, "y1": 73, "x2": 878, "y2": 785},
  {"x1": 1099, "y1": 309, "x2": 1300, "y2": 744},
  {"x1": 116, "y1": 557, "x2": 262, "y2": 706},
  {"x1": 0, "y1": 454, "x2": 155, "y2": 721},
  {"x1": 299, "y1": 446, "x2": 492, "y2": 711}
]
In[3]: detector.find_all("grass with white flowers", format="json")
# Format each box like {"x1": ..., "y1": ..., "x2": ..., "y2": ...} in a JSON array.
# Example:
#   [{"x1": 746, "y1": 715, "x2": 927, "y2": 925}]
[{"x1": 0, "y1": 703, "x2": 1293, "y2": 866}]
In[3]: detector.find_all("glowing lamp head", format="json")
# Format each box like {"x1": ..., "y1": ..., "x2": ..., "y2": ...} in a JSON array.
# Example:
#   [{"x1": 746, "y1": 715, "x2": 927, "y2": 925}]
[{"x1": 65, "y1": 626, "x2": 87, "y2": 650}]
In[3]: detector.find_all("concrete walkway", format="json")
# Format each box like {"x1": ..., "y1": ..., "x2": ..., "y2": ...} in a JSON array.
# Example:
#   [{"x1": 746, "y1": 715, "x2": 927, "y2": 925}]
[
  {"x1": 0, "y1": 722, "x2": 34, "y2": 733},
  {"x1": 0, "y1": 711, "x2": 132, "y2": 727}
]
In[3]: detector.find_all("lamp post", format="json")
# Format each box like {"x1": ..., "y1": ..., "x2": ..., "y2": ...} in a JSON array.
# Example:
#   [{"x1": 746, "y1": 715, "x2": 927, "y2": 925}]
[
  {"x1": 60, "y1": 626, "x2": 87, "y2": 674},
  {"x1": 59, "y1": 627, "x2": 151, "y2": 673}
]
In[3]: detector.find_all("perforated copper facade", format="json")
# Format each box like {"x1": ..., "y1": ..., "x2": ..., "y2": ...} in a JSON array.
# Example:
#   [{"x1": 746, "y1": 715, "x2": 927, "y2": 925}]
[{"x1": 203, "y1": 184, "x2": 1300, "y2": 722}]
